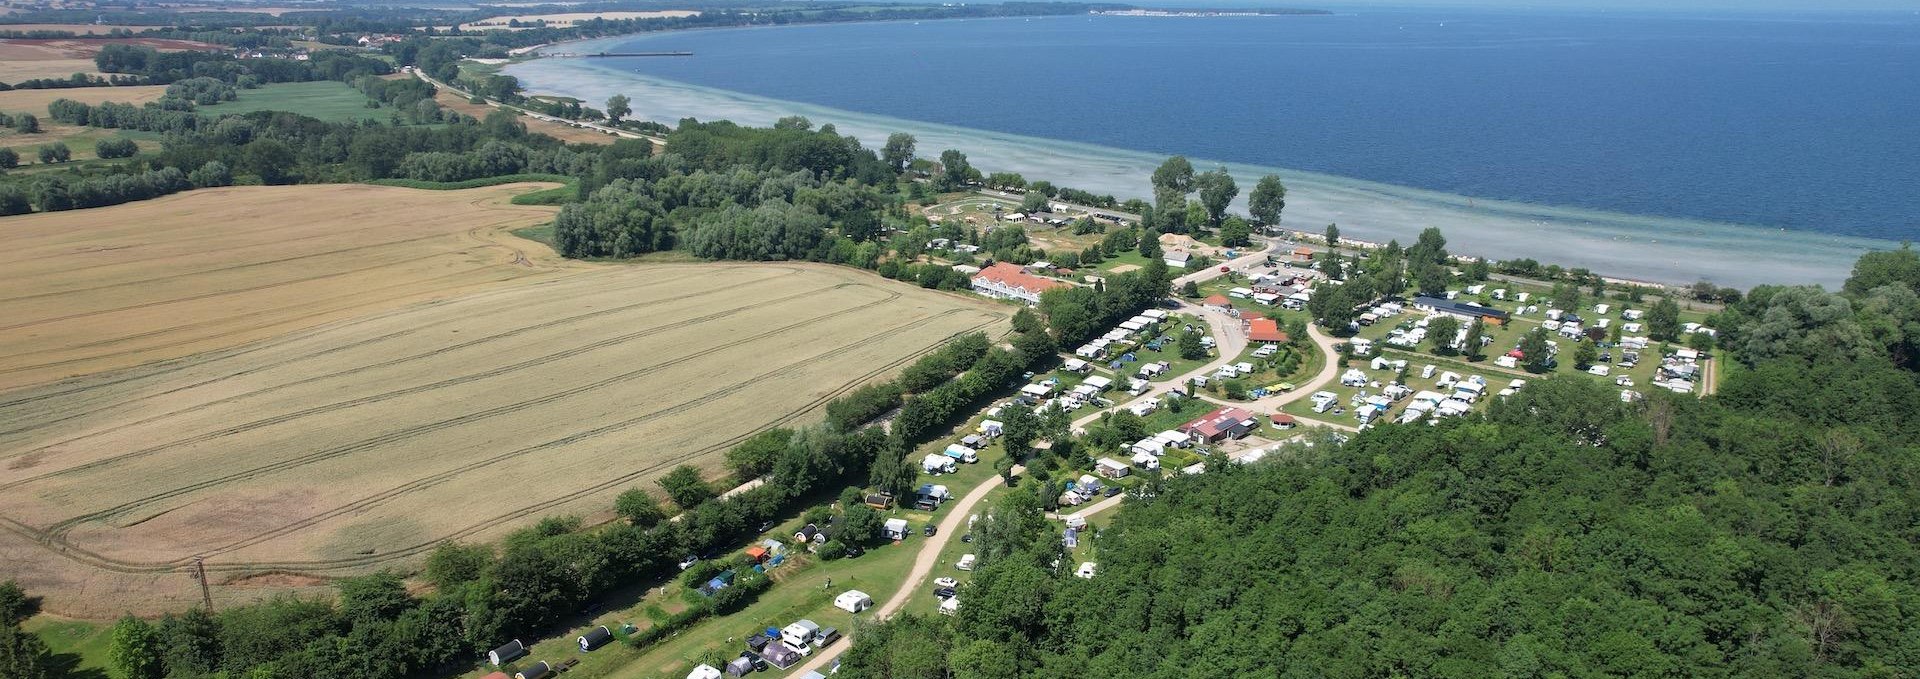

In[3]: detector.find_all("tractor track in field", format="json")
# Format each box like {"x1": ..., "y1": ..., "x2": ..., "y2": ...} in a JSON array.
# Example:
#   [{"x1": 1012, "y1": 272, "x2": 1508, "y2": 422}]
[
  {"x1": 2, "y1": 280, "x2": 872, "y2": 494},
  {"x1": 0, "y1": 267, "x2": 806, "y2": 442},
  {"x1": 0, "y1": 309, "x2": 1005, "y2": 574}
]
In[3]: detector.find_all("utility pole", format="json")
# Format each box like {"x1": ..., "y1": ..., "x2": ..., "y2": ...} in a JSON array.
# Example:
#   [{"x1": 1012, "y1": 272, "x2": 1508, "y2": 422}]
[{"x1": 191, "y1": 557, "x2": 214, "y2": 612}]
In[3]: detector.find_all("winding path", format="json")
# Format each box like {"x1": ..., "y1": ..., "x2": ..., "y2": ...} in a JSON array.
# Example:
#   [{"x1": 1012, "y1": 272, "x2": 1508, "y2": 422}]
[{"x1": 787, "y1": 464, "x2": 1021, "y2": 675}]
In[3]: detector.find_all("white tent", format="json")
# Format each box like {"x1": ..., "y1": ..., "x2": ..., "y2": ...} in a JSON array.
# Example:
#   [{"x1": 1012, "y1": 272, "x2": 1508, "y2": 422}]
[
  {"x1": 688, "y1": 665, "x2": 724, "y2": 679},
  {"x1": 922, "y1": 454, "x2": 956, "y2": 474},
  {"x1": 834, "y1": 590, "x2": 873, "y2": 613}
]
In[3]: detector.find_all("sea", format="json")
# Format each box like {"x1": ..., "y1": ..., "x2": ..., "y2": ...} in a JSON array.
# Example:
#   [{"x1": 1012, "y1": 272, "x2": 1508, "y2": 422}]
[{"x1": 504, "y1": 8, "x2": 1920, "y2": 287}]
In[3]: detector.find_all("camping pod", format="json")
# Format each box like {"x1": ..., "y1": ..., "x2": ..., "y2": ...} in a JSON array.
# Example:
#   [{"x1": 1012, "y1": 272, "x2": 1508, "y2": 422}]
[{"x1": 576, "y1": 626, "x2": 611, "y2": 652}]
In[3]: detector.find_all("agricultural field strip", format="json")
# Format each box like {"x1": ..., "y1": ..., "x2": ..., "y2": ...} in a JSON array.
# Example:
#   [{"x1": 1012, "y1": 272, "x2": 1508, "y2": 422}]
[
  {"x1": 167, "y1": 309, "x2": 989, "y2": 565},
  {"x1": 0, "y1": 184, "x2": 561, "y2": 390},
  {"x1": 0, "y1": 258, "x2": 517, "y2": 380},
  {"x1": 0, "y1": 218, "x2": 500, "y2": 300},
  {"x1": 0, "y1": 266, "x2": 806, "y2": 444},
  {"x1": 0, "y1": 238, "x2": 491, "y2": 333},
  {"x1": 0, "y1": 200, "x2": 407, "y2": 268},
  {"x1": 0, "y1": 304, "x2": 1003, "y2": 573},
  {"x1": 0, "y1": 277, "x2": 858, "y2": 490}
]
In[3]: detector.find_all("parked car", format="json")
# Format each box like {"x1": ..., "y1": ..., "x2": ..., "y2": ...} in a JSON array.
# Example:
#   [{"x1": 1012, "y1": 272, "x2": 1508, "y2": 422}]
[
  {"x1": 740, "y1": 651, "x2": 768, "y2": 671},
  {"x1": 934, "y1": 577, "x2": 958, "y2": 588},
  {"x1": 1219, "y1": 265, "x2": 1231, "y2": 272},
  {"x1": 961, "y1": 534, "x2": 973, "y2": 543},
  {"x1": 923, "y1": 524, "x2": 938, "y2": 537},
  {"x1": 933, "y1": 587, "x2": 957, "y2": 599},
  {"x1": 1103, "y1": 486, "x2": 1123, "y2": 498},
  {"x1": 844, "y1": 544, "x2": 865, "y2": 558},
  {"x1": 678, "y1": 555, "x2": 700, "y2": 570}
]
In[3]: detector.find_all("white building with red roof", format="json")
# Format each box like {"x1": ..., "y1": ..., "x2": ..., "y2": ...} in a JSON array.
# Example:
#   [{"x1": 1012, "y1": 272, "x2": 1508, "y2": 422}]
[{"x1": 971, "y1": 261, "x2": 1067, "y2": 304}]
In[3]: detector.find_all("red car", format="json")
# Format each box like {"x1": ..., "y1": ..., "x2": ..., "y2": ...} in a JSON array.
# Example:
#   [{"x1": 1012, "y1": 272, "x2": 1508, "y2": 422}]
[{"x1": 1219, "y1": 265, "x2": 1231, "y2": 272}]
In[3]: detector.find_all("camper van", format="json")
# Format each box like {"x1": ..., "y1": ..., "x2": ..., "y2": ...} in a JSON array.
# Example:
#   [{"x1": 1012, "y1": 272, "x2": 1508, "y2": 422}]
[{"x1": 942, "y1": 444, "x2": 978, "y2": 463}]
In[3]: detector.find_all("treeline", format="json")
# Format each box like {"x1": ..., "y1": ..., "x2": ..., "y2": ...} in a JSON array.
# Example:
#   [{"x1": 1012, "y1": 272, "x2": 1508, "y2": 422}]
[
  {"x1": 841, "y1": 249, "x2": 1920, "y2": 678},
  {"x1": 0, "y1": 73, "x2": 133, "y2": 90},
  {"x1": 1041, "y1": 270, "x2": 1171, "y2": 347},
  {"x1": 93, "y1": 45, "x2": 391, "y2": 86},
  {"x1": 26, "y1": 97, "x2": 601, "y2": 212},
  {"x1": 553, "y1": 119, "x2": 894, "y2": 259}
]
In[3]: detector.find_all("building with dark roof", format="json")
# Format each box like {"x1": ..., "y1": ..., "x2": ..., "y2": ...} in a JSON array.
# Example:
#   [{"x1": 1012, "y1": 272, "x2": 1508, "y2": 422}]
[{"x1": 1413, "y1": 295, "x2": 1510, "y2": 324}]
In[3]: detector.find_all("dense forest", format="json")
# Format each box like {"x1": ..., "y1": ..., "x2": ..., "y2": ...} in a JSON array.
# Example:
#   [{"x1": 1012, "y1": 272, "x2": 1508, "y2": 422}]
[{"x1": 840, "y1": 248, "x2": 1920, "y2": 678}]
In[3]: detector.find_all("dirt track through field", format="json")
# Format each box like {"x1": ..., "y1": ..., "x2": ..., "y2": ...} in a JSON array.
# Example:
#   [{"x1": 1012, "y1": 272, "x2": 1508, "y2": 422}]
[{"x1": 0, "y1": 184, "x2": 1011, "y2": 615}]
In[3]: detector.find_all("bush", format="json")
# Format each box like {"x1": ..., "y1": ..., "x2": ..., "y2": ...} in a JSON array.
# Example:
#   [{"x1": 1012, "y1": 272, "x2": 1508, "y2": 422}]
[
  {"x1": 37, "y1": 143, "x2": 70, "y2": 164},
  {"x1": 818, "y1": 540, "x2": 847, "y2": 561},
  {"x1": 94, "y1": 137, "x2": 138, "y2": 159}
]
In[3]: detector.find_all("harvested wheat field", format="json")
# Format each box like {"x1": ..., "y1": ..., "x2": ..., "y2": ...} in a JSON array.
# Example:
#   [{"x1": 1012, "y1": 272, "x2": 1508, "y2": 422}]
[
  {"x1": 0, "y1": 263, "x2": 1005, "y2": 615},
  {"x1": 0, "y1": 183, "x2": 568, "y2": 391},
  {"x1": 0, "y1": 182, "x2": 1009, "y2": 616},
  {"x1": 0, "y1": 85, "x2": 168, "y2": 115}
]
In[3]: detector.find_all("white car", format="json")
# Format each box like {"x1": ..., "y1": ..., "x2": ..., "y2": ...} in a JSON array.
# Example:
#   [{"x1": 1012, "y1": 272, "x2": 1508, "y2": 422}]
[{"x1": 934, "y1": 577, "x2": 958, "y2": 588}]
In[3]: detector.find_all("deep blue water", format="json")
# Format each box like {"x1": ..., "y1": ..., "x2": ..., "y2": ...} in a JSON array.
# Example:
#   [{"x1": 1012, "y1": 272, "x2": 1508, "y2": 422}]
[{"x1": 590, "y1": 9, "x2": 1920, "y2": 241}]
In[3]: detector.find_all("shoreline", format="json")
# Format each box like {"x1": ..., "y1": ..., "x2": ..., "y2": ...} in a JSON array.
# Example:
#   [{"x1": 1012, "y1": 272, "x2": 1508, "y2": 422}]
[{"x1": 502, "y1": 23, "x2": 1897, "y2": 289}]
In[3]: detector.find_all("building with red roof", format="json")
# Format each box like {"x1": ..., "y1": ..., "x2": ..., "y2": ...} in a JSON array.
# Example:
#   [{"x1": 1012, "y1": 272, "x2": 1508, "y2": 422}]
[
  {"x1": 1179, "y1": 406, "x2": 1260, "y2": 443},
  {"x1": 971, "y1": 261, "x2": 1067, "y2": 304},
  {"x1": 1247, "y1": 317, "x2": 1288, "y2": 344},
  {"x1": 1202, "y1": 294, "x2": 1232, "y2": 311}
]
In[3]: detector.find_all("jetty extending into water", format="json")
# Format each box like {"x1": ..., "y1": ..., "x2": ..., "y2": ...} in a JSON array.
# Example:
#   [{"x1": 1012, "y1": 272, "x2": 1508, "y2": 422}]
[{"x1": 546, "y1": 51, "x2": 693, "y2": 58}]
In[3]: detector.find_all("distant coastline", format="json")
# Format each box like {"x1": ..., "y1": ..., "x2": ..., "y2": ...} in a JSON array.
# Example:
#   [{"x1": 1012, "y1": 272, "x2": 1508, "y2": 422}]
[
  {"x1": 1096, "y1": 8, "x2": 1333, "y2": 16},
  {"x1": 505, "y1": 15, "x2": 1904, "y2": 289}
]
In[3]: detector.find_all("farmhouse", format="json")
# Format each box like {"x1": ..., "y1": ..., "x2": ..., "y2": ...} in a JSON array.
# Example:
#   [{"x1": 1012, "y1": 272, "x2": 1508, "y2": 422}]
[
  {"x1": 1412, "y1": 295, "x2": 1510, "y2": 325},
  {"x1": 971, "y1": 261, "x2": 1067, "y2": 304},
  {"x1": 1180, "y1": 406, "x2": 1260, "y2": 443}
]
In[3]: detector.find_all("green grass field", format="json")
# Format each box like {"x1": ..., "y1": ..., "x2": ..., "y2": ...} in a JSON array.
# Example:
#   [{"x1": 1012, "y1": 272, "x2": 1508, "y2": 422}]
[
  {"x1": 23, "y1": 616, "x2": 110, "y2": 679},
  {"x1": 198, "y1": 81, "x2": 386, "y2": 123}
]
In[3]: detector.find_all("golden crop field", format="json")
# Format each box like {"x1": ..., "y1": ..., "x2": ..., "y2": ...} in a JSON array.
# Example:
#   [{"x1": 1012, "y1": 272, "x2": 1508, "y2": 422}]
[
  {"x1": 0, "y1": 183, "x2": 1008, "y2": 616},
  {"x1": 0, "y1": 85, "x2": 169, "y2": 115},
  {"x1": 0, "y1": 183, "x2": 570, "y2": 392}
]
